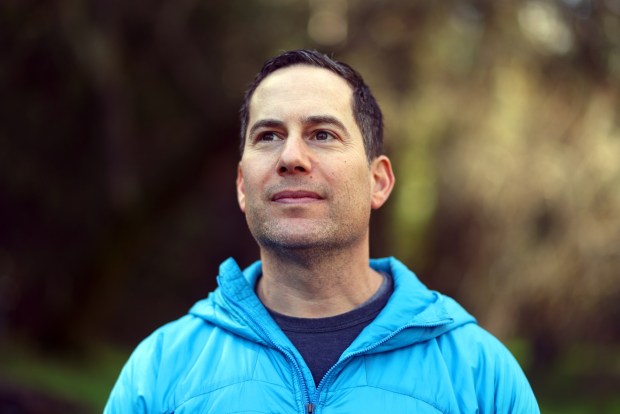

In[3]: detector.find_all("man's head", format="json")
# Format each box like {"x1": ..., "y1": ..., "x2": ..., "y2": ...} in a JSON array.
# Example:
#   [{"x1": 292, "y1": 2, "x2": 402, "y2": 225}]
[
  {"x1": 239, "y1": 50, "x2": 383, "y2": 162},
  {"x1": 236, "y1": 55, "x2": 395, "y2": 255}
]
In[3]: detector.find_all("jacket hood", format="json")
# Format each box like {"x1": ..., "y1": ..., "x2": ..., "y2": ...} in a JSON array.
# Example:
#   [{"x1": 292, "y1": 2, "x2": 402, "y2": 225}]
[{"x1": 189, "y1": 257, "x2": 477, "y2": 354}]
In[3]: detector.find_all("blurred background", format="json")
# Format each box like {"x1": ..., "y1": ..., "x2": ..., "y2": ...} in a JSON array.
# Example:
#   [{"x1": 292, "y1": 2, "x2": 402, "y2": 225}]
[{"x1": 1, "y1": 0, "x2": 619, "y2": 412}]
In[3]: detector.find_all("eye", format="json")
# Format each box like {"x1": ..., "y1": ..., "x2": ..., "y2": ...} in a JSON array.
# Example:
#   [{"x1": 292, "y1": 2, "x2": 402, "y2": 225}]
[
  {"x1": 257, "y1": 131, "x2": 278, "y2": 142},
  {"x1": 314, "y1": 130, "x2": 333, "y2": 141}
]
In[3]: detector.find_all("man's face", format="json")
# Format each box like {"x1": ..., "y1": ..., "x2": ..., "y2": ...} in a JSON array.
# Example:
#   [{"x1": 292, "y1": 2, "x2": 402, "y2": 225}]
[{"x1": 236, "y1": 65, "x2": 392, "y2": 252}]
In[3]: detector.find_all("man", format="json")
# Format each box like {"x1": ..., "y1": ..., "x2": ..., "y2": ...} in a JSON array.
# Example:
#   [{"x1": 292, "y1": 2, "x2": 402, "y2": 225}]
[{"x1": 105, "y1": 50, "x2": 539, "y2": 413}]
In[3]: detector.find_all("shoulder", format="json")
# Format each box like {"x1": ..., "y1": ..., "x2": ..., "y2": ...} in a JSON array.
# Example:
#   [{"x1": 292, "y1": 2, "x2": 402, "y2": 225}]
[
  {"x1": 435, "y1": 323, "x2": 540, "y2": 413},
  {"x1": 104, "y1": 310, "x2": 290, "y2": 414},
  {"x1": 129, "y1": 313, "x2": 212, "y2": 364},
  {"x1": 438, "y1": 322, "x2": 514, "y2": 362},
  {"x1": 435, "y1": 322, "x2": 526, "y2": 386},
  {"x1": 104, "y1": 314, "x2": 224, "y2": 413}
]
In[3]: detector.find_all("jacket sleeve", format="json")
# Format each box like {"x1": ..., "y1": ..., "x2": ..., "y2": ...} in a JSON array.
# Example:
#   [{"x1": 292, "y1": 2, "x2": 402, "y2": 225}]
[
  {"x1": 440, "y1": 324, "x2": 540, "y2": 413},
  {"x1": 474, "y1": 328, "x2": 540, "y2": 414},
  {"x1": 103, "y1": 331, "x2": 164, "y2": 414}
]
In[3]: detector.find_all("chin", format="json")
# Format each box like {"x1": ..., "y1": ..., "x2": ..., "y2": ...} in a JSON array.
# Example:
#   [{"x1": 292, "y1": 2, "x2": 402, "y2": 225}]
[
  {"x1": 254, "y1": 228, "x2": 366, "y2": 255},
  {"x1": 247, "y1": 217, "x2": 367, "y2": 252},
  {"x1": 256, "y1": 230, "x2": 328, "y2": 251}
]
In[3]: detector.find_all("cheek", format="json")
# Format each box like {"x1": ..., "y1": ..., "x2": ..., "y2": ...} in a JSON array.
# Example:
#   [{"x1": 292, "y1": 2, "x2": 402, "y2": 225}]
[
  {"x1": 239, "y1": 170, "x2": 268, "y2": 205},
  {"x1": 334, "y1": 168, "x2": 372, "y2": 201}
]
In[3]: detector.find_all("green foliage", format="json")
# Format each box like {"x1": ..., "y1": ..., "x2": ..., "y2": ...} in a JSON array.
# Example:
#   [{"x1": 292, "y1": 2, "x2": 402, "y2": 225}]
[
  {"x1": 0, "y1": 341, "x2": 129, "y2": 412},
  {"x1": 1, "y1": 0, "x2": 619, "y2": 410}
]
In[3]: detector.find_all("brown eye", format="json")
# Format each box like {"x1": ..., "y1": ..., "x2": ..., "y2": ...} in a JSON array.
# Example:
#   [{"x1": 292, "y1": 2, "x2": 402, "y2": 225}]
[
  {"x1": 315, "y1": 131, "x2": 331, "y2": 141},
  {"x1": 259, "y1": 132, "x2": 277, "y2": 141}
]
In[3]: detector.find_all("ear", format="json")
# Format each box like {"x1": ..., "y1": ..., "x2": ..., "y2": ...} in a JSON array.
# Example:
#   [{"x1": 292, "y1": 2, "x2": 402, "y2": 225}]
[
  {"x1": 370, "y1": 155, "x2": 395, "y2": 210},
  {"x1": 236, "y1": 163, "x2": 246, "y2": 213}
]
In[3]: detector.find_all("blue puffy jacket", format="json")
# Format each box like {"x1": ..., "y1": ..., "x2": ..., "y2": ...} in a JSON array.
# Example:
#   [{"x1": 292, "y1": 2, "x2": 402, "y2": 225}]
[{"x1": 104, "y1": 257, "x2": 539, "y2": 413}]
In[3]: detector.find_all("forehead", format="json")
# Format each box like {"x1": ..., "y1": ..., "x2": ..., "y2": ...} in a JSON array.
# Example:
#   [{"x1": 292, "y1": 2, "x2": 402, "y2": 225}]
[{"x1": 248, "y1": 65, "x2": 355, "y2": 125}]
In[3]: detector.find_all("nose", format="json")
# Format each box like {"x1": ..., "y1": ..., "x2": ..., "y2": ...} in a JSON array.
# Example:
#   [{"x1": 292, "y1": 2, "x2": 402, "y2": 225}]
[{"x1": 277, "y1": 136, "x2": 312, "y2": 175}]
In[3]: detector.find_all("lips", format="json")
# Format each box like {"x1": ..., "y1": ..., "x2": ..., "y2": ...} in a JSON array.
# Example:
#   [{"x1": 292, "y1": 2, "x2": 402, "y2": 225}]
[{"x1": 272, "y1": 190, "x2": 323, "y2": 204}]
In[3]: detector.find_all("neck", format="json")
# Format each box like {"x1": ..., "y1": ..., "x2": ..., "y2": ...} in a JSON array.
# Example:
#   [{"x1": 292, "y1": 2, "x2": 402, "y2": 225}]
[{"x1": 256, "y1": 241, "x2": 382, "y2": 318}]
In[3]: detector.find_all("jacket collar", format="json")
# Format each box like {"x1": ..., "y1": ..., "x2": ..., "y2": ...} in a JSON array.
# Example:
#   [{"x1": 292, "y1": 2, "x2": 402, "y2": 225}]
[{"x1": 190, "y1": 257, "x2": 476, "y2": 354}]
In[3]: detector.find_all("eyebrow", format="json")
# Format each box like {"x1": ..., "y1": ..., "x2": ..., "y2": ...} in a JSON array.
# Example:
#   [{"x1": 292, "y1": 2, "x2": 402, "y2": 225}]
[
  {"x1": 248, "y1": 115, "x2": 348, "y2": 138},
  {"x1": 302, "y1": 115, "x2": 347, "y2": 133},
  {"x1": 248, "y1": 119, "x2": 284, "y2": 138}
]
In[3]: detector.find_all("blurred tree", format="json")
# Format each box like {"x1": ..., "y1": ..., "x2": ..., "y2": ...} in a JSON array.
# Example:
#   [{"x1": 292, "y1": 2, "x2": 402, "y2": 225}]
[{"x1": 0, "y1": 0, "x2": 618, "y2": 381}]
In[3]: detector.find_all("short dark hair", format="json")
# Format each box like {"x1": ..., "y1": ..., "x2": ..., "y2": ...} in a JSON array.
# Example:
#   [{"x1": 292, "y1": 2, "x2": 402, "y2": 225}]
[{"x1": 239, "y1": 50, "x2": 384, "y2": 161}]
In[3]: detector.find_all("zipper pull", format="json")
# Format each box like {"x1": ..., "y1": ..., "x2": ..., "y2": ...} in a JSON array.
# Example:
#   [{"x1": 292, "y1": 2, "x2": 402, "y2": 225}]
[{"x1": 306, "y1": 403, "x2": 315, "y2": 414}]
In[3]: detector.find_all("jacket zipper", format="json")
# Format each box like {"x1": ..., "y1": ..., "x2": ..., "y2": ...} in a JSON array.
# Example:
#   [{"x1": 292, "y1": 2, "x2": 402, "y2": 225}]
[
  {"x1": 225, "y1": 280, "x2": 452, "y2": 413},
  {"x1": 226, "y1": 294, "x2": 313, "y2": 413},
  {"x1": 248, "y1": 318, "x2": 312, "y2": 412},
  {"x1": 314, "y1": 319, "x2": 453, "y2": 399}
]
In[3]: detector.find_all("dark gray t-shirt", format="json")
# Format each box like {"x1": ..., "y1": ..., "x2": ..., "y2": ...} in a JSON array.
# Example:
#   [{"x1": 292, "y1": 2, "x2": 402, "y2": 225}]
[{"x1": 268, "y1": 272, "x2": 393, "y2": 386}]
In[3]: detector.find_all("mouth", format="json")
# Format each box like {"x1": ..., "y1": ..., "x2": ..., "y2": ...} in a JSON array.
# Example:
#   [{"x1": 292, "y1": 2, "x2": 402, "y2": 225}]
[{"x1": 272, "y1": 190, "x2": 324, "y2": 204}]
